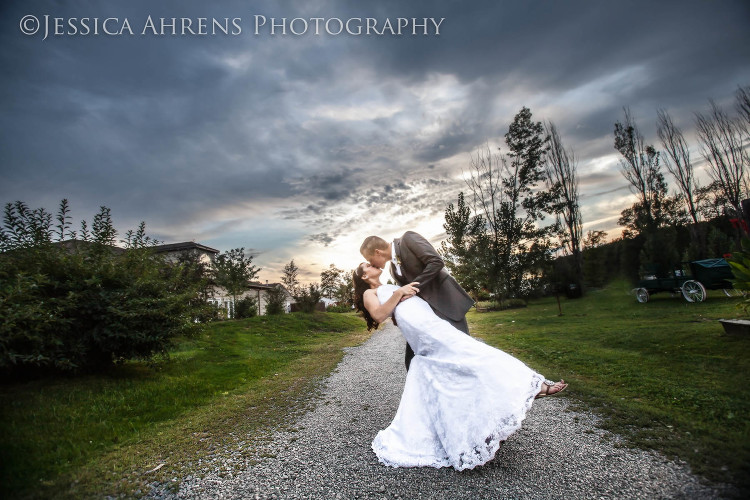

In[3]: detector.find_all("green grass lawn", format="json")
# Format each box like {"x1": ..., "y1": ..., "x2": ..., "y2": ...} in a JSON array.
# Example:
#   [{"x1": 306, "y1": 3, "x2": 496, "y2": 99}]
[
  {"x1": 0, "y1": 312, "x2": 369, "y2": 499},
  {"x1": 469, "y1": 281, "x2": 750, "y2": 493},
  {"x1": 3, "y1": 287, "x2": 749, "y2": 498}
]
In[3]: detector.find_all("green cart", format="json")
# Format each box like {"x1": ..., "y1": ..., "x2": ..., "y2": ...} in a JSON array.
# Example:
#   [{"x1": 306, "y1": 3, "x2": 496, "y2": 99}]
[{"x1": 632, "y1": 258, "x2": 736, "y2": 303}]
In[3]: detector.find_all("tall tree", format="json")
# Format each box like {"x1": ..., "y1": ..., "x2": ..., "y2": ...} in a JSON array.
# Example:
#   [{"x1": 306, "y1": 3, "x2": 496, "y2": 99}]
[
  {"x1": 281, "y1": 259, "x2": 301, "y2": 297},
  {"x1": 544, "y1": 121, "x2": 583, "y2": 290},
  {"x1": 320, "y1": 263, "x2": 353, "y2": 305},
  {"x1": 615, "y1": 108, "x2": 682, "y2": 271},
  {"x1": 463, "y1": 145, "x2": 504, "y2": 295},
  {"x1": 657, "y1": 108, "x2": 708, "y2": 259},
  {"x1": 214, "y1": 248, "x2": 260, "y2": 316},
  {"x1": 320, "y1": 264, "x2": 343, "y2": 299},
  {"x1": 335, "y1": 272, "x2": 355, "y2": 307},
  {"x1": 502, "y1": 106, "x2": 553, "y2": 296},
  {"x1": 463, "y1": 107, "x2": 552, "y2": 298},
  {"x1": 695, "y1": 100, "x2": 748, "y2": 217}
]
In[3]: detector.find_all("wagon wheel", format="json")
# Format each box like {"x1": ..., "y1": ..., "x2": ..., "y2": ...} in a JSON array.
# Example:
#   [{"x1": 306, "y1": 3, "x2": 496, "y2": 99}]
[
  {"x1": 723, "y1": 288, "x2": 746, "y2": 297},
  {"x1": 681, "y1": 280, "x2": 707, "y2": 302},
  {"x1": 634, "y1": 288, "x2": 649, "y2": 303}
]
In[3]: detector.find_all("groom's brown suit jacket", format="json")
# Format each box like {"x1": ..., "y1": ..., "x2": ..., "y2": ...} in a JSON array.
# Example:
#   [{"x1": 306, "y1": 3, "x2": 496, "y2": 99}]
[{"x1": 391, "y1": 231, "x2": 474, "y2": 329}]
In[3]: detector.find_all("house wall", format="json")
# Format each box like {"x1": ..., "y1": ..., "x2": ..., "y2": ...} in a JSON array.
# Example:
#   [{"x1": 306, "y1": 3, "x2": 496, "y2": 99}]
[
  {"x1": 208, "y1": 286, "x2": 293, "y2": 317},
  {"x1": 160, "y1": 248, "x2": 215, "y2": 266},
  {"x1": 156, "y1": 244, "x2": 294, "y2": 317}
]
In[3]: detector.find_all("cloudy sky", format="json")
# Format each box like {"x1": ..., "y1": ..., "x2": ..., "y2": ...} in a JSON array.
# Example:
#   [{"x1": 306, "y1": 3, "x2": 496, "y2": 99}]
[{"x1": 1, "y1": 0, "x2": 749, "y2": 284}]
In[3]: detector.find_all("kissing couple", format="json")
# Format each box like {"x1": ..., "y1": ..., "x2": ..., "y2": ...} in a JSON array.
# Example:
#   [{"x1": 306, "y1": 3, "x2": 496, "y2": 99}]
[{"x1": 353, "y1": 231, "x2": 567, "y2": 470}]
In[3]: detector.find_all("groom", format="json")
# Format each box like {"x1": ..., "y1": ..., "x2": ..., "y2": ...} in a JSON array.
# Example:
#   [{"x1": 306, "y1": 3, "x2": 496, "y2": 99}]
[{"x1": 360, "y1": 231, "x2": 475, "y2": 370}]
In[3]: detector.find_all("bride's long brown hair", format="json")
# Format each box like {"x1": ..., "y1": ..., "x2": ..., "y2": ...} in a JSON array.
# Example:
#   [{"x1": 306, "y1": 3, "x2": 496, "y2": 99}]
[{"x1": 352, "y1": 263, "x2": 379, "y2": 331}]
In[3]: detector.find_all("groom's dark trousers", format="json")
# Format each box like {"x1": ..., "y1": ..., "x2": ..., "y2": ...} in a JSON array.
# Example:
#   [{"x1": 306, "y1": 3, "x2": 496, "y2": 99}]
[{"x1": 391, "y1": 231, "x2": 474, "y2": 371}]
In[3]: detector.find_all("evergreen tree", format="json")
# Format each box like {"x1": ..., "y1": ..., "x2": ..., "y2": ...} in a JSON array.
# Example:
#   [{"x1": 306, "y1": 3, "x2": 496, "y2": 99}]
[
  {"x1": 281, "y1": 259, "x2": 300, "y2": 296},
  {"x1": 440, "y1": 192, "x2": 487, "y2": 295}
]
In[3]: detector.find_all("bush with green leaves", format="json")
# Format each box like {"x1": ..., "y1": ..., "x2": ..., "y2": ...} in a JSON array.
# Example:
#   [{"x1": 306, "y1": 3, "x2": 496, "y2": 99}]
[
  {"x1": 475, "y1": 298, "x2": 527, "y2": 312},
  {"x1": 326, "y1": 303, "x2": 352, "y2": 313},
  {"x1": 294, "y1": 284, "x2": 322, "y2": 313},
  {"x1": 233, "y1": 295, "x2": 257, "y2": 319},
  {"x1": 0, "y1": 200, "x2": 209, "y2": 376},
  {"x1": 728, "y1": 237, "x2": 750, "y2": 315},
  {"x1": 264, "y1": 286, "x2": 287, "y2": 315}
]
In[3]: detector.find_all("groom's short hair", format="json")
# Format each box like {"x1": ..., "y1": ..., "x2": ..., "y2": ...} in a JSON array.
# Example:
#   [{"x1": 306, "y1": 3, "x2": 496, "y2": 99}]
[{"x1": 360, "y1": 236, "x2": 388, "y2": 258}]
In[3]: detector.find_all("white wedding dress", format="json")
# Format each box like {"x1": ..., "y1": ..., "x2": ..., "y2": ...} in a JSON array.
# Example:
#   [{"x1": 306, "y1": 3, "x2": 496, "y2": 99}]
[{"x1": 372, "y1": 284, "x2": 546, "y2": 471}]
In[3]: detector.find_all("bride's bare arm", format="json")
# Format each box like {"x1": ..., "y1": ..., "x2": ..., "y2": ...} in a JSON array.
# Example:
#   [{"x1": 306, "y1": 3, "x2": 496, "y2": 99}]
[{"x1": 363, "y1": 283, "x2": 419, "y2": 324}]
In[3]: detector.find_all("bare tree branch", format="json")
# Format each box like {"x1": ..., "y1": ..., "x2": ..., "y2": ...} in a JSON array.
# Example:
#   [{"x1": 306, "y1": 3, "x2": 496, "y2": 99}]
[
  {"x1": 657, "y1": 109, "x2": 699, "y2": 224},
  {"x1": 736, "y1": 85, "x2": 750, "y2": 131},
  {"x1": 544, "y1": 121, "x2": 583, "y2": 285},
  {"x1": 695, "y1": 100, "x2": 748, "y2": 216},
  {"x1": 614, "y1": 107, "x2": 664, "y2": 232}
]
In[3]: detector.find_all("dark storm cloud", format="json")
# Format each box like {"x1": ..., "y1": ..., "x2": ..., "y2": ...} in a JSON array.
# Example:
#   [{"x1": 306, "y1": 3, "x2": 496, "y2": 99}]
[
  {"x1": 290, "y1": 168, "x2": 367, "y2": 203},
  {"x1": 362, "y1": 1, "x2": 749, "y2": 98},
  {"x1": 308, "y1": 232, "x2": 334, "y2": 246},
  {"x1": 1, "y1": 2, "x2": 365, "y2": 206},
  {"x1": 358, "y1": 0, "x2": 750, "y2": 161},
  {"x1": 1, "y1": 0, "x2": 749, "y2": 259}
]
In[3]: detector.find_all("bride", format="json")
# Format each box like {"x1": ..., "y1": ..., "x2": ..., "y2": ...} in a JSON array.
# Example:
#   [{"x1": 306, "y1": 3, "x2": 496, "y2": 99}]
[{"x1": 353, "y1": 262, "x2": 567, "y2": 471}]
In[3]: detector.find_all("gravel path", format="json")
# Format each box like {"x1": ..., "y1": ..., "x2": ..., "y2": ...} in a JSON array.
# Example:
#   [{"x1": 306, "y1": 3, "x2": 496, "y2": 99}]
[{"x1": 150, "y1": 322, "x2": 731, "y2": 499}]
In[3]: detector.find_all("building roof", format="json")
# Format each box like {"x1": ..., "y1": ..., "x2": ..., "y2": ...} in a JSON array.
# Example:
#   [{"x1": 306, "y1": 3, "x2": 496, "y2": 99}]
[
  {"x1": 151, "y1": 241, "x2": 220, "y2": 254},
  {"x1": 248, "y1": 282, "x2": 290, "y2": 292},
  {"x1": 56, "y1": 239, "x2": 126, "y2": 254}
]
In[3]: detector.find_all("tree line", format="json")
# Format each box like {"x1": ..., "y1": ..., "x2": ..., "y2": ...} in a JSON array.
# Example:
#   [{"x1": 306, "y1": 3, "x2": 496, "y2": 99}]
[
  {"x1": 277, "y1": 259, "x2": 353, "y2": 313},
  {"x1": 441, "y1": 86, "x2": 749, "y2": 301}
]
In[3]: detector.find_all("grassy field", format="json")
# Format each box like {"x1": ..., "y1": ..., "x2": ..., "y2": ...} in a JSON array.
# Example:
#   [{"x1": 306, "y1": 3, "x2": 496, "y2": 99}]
[
  {"x1": 3, "y1": 285, "x2": 749, "y2": 498},
  {"x1": 0, "y1": 312, "x2": 369, "y2": 499},
  {"x1": 469, "y1": 281, "x2": 750, "y2": 494}
]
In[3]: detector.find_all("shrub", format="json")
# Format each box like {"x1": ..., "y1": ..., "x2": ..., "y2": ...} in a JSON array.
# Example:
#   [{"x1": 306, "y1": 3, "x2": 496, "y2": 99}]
[
  {"x1": 264, "y1": 286, "x2": 287, "y2": 315},
  {"x1": 326, "y1": 303, "x2": 352, "y2": 313},
  {"x1": 504, "y1": 298, "x2": 528, "y2": 309},
  {"x1": 294, "y1": 284, "x2": 322, "y2": 313},
  {"x1": 728, "y1": 237, "x2": 750, "y2": 316},
  {"x1": 233, "y1": 296, "x2": 257, "y2": 319},
  {"x1": 0, "y1": 201, "x2": 207, "y2": 376},
  {"x1": 475, "y1": 298, "x2": 527, "y2": 312}
]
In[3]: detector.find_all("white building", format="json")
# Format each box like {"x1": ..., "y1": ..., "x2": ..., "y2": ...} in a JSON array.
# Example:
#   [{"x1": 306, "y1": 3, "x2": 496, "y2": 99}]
[{"x1": 151, "y1": 241, "x2": 294, "y2": 317}]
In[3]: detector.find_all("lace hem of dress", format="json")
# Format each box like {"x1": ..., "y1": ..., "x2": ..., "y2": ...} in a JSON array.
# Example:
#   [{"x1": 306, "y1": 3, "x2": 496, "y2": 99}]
[
  {"x1": 372, "y1": 374, "x2": 545, "y2": 471},
  {"x1": 371, "y1": 439, "x2": 451, "y2": 469}
]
